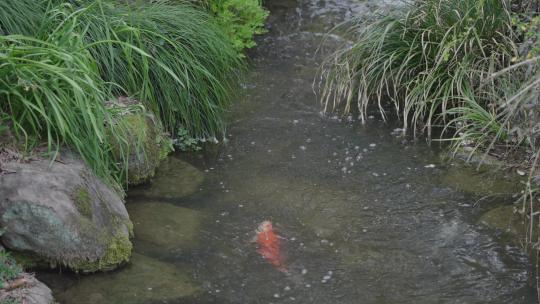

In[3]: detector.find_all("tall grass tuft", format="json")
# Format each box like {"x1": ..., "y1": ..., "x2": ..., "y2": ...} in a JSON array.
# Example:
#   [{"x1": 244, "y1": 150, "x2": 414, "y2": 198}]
[
  {"x1": 0, "y1": 0, "x2": 47, "y2": 35},
  {"x1": 0, "y1": 5, "x2": 126, "y2": 186},
  {"x1": 319, "y1": 0, "x2": 517, "y2": 137},
  {"x1": 72, "y1": 0, "x2": 242, "y2": 139}
]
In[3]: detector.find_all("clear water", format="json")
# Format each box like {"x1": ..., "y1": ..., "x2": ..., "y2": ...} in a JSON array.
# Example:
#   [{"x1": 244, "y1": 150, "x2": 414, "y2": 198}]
[{"x1": 39, "y1": 0, "x2": 538, "y2": 303}]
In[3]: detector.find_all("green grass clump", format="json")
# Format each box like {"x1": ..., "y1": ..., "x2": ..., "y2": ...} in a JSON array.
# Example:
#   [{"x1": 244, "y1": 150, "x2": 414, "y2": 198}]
[
  {"x1": 73, "y1": 0, "x2": 242, "y2": 139},
  {"x1": 320, "y1": 0, "x2": 517, "y2": 138},
  {"x1": 0, "y1": 250, "x2": 22, "y2": 289},
  {"x1": 0, "y1": 9, "x2": 124, "y2": 185},
  {"x1": 0, "y1": 0, "x2": 46, "y2": 35},
  {"x1": 0, "y1": 0, "x2": 244, "y2": 186}
]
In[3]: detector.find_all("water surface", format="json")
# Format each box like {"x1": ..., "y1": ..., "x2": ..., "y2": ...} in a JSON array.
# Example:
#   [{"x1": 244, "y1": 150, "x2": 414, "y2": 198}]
[{"x1": 40, "y1": 0, "x2": 537, "y2": 303}]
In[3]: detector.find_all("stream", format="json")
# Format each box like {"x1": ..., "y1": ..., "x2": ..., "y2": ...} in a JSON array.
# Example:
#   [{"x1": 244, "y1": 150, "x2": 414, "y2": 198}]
[{"x1": 39, "y1": 0, "x2": 538, "y2": 303}]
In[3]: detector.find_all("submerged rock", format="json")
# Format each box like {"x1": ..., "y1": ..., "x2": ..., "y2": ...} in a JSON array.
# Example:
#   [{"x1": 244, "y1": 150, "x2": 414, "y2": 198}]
[
  {"x1": 1, "y1": 273, "x2": 55, "y2": 304},
  {"x1": 478, "y1": 205, "x2": 526, "y2": 237},
  {"x1": 127, "y1": 202, "x2": 203, "y2": 256},
  {"x1": 129, "y1": 157, "x2": 204, "y2": 199},
  {"x1": 109, "y1": 106, "x2": 171, "y2": 185},
  {"x1": 0, "y1": 152, "x2": 133, "y2": 273},
  {"x1": 58, "y1": 253, "x2": 199, "y2": 304},
  {"x1": 440, "y1": 166, "x2": 521, "y2": 196}
]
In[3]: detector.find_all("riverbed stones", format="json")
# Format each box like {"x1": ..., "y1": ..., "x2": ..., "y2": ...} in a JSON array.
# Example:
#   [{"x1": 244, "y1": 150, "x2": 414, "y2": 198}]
[
  {"x1": 129, "y1": 157, "x2": 204, "y2": 199},
  {"x1": 1, "y1": 273, "x2": 55, "y2": 304},
  {"x1": 0, "y1": 152, "x2": 133, "y2": 273},
  {"x1": 58, "y1": 253, "x2": 199, "y2": 304},
  {"x1": 127, "y1": 202, "x2": 202, "y2": 256}
]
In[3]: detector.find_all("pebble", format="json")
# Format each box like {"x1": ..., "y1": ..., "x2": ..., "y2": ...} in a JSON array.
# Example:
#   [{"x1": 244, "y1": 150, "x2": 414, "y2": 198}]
[
  {"x1": 238, "y1": 204, "x2": 244, "y2": 208},
  {"x1": 274, "y1": 293, "x2": 280, "y2": 298},
  {"x1": 424, "y1": 164, "x2": 436, "y2": 168},
  {"x1": 251, "y1": 141, "x2": 255, "y2": 145},
  {"x1": 323, "y1": 275, "x2": 331, "y2": 280},
  {"x1": 328, "y1": 271, "x2": 333, "y2": 275},
  {"x1": 300, "y1": 146, "x2": 307, "y2": 151},
  {"x1": 362, "y1": 229, "x2": 368, "y2": 233},
  {"x1": 284, "y1": 286, "x2": 291, "y2": 291},
  {"x1": 369, "y1": 143, "x2": 376, "y2": 148},
  {"x1": 372, "y1": 172, "x2": 379, "y2": 177},
  {"x1": 305, "y1": 284, "x2": 311, "y2": 288},
  {"x1": 293, "y1": 120, "x2": 299, "y2": 124}
]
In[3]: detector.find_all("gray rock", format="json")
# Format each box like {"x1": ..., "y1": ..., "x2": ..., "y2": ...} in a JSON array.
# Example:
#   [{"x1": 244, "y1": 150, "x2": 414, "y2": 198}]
[
  {"x1": 0, "y1": 152, "x2": 133, "y2": 273},
  {"x1": 1, "y1": 273, "x2": 55, "y2": 304}
]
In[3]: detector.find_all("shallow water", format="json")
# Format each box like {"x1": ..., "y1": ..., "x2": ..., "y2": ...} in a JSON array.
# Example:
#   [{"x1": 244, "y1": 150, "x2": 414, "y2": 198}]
[{"x1": 40, "y1": 0, "x2": 537, "y2": 303}]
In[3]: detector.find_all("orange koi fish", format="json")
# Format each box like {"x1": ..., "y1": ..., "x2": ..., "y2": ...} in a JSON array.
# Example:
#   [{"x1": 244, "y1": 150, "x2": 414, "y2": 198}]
[{"x1": 255, "y1": 221, "x2": 287, "y2": 273}]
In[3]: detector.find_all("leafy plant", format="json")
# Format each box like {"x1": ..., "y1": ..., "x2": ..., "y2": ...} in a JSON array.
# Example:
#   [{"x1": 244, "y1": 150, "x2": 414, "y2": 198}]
[
  {"x1": 173, "y1": 127, "x2": 202, "y2": 151},
  {"x1": 210, "y1": 0, "x2": 269, "y2": 54}
]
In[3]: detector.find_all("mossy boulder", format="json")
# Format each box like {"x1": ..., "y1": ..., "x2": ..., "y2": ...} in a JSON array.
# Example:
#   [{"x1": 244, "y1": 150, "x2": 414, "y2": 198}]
[
  {"x1": 58, "y1": 253, "x2": 199, "y2": 304},
  {"x1": 109, "y1": 109, "x2": 172, "y2": 186},
  {"x1": 129, "y1": 157, "x2": 204, "y2": 199},
  {"x1": 127, "y1": 202, "x2": 203, "y2": 257},
  {"x1": 0, "y1": 152, "x2": 133, "y2": 273}
]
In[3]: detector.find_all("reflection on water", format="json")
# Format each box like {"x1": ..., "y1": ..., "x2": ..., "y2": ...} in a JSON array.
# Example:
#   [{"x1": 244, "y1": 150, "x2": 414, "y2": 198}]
[{"x1": 40, "y1": 0, "x2": 537, "y2": 303}]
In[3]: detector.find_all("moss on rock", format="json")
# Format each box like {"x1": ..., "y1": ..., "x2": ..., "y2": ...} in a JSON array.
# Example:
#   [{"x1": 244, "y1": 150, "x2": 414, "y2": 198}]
[
  {"x1": 72, "y1": 186, "x2": 93, "y2": 218},
  {"x1": 70, "y1": 233, "x2": 132, "y2": 273},
  {"x1": 109, "y1": 105, "x2": 172, "y2": 186}
]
